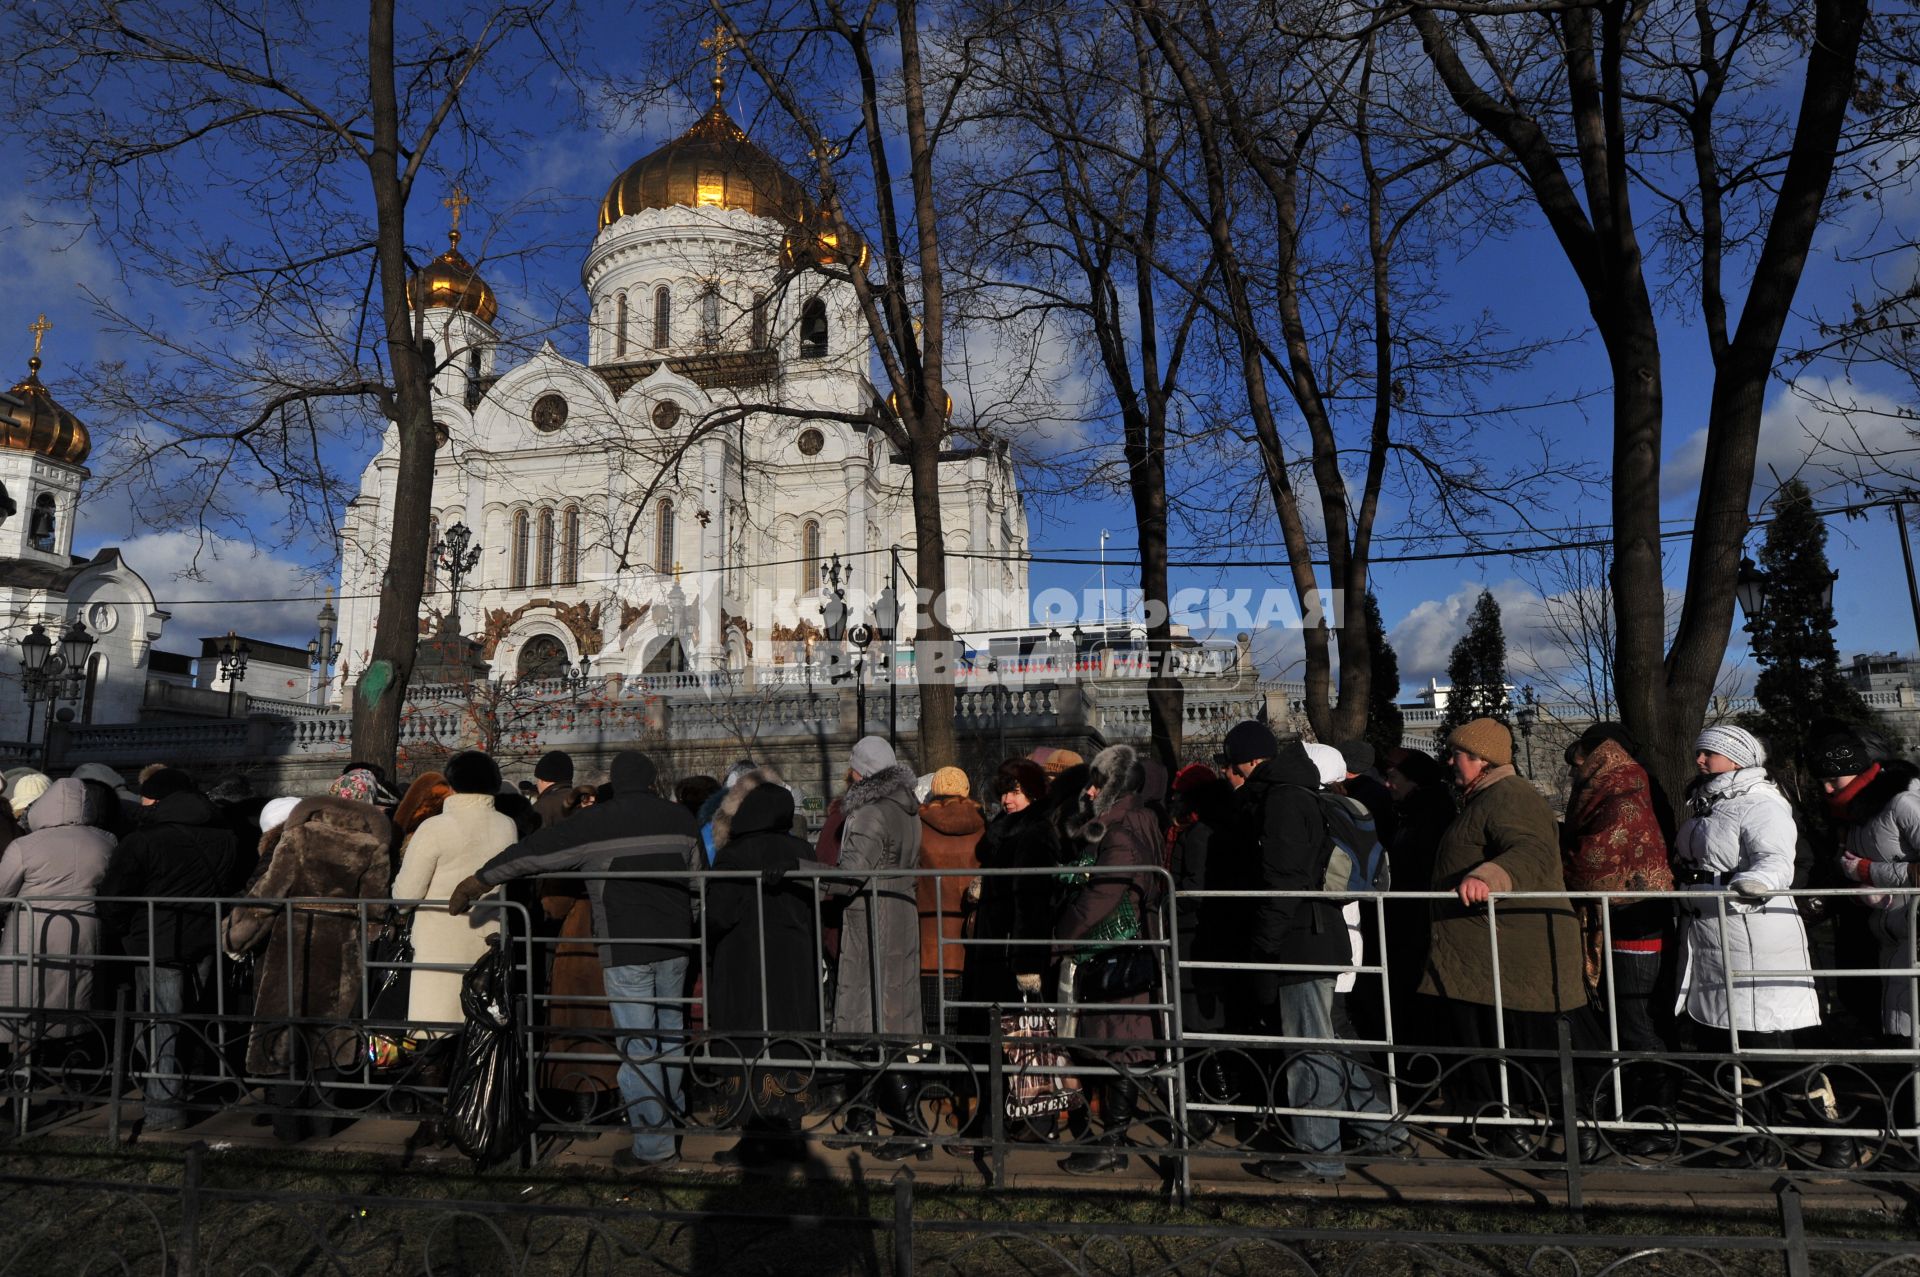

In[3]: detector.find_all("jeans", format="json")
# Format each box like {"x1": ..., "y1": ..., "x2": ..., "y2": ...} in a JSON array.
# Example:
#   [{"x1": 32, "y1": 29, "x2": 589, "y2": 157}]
[
  {"x1": 135, "y1": 958, "x2": 211, "y2": 1124},
  {"x1": 1271, "y1": 978, "x2": 1401, "y2": 1175},
  {"x1": 603, "y1": 957, "x2": 689, "y2": 1162}
]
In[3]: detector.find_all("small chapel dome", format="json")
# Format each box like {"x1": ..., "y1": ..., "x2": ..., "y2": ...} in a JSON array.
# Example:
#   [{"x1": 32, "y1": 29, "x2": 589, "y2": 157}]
[
  {"x1": 2, "y1": 352, "x2": 90, "y2": 467},
  {"x1": 599, "y1": 102, "x2": 815, "y2": 230},
  {"x1": 409, "y1": 229, "x2": 498, "y2": 325}
]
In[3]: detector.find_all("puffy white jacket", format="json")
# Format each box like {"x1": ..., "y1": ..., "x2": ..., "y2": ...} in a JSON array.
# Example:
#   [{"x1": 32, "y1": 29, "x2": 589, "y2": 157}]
[{"x1": 1672, "y1": 768, "x2": 1819, "y2": 1034}]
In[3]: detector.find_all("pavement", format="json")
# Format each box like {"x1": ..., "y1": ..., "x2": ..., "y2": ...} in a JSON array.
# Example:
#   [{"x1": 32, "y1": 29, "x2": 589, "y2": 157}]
[{"x1": 38, "y1": 1096, "x2": 1916, "y2": 1218}]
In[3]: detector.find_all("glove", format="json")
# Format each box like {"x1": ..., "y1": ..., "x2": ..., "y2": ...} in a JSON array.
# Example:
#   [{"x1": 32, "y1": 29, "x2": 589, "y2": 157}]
[
  {"x1": 1840, "y1": 852, "x2": 1875, "y2": 885},
  {"x1": 1730, "y1": 877, "x2": 1770, "y2": 902},
  {"x1": 447, "y1": 875, "x2": 488, "y2": 916},
  {"x1": 1015, "y1": 972, "x2": 1042, "y2": 996},
  {"x1": 762, "y1": 863, "x2": 791, "y2": 887}
]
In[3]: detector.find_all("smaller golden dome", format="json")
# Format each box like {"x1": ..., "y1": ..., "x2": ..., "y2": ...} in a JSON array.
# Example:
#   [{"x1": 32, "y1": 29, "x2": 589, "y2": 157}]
[
  {"x1": 409, "y1": 230, "x2": 498, "y2": 325},
  {"x1": 2, "y1": 358, "x2": 91, "y2": 466}
]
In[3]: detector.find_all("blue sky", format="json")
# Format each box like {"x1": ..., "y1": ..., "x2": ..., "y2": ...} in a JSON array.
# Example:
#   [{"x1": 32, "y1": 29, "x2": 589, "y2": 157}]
[{"x1": 3, "y1": 8, "x2": 1916, "y2": 701}]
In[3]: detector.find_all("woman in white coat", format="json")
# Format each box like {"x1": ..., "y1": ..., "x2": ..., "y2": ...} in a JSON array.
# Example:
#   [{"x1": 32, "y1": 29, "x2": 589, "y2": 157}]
[
  {"x1": 390, "y1": 751, "x2": 515, "y2": 1029},
  {"x1": 1673, "y1": 725, "x2": 1820, "y2": 1166}
]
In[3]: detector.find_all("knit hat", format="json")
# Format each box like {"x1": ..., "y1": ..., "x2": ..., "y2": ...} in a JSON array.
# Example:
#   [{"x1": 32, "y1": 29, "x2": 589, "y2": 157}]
[
  {"x1": 1223, "y1": 720, "x2": 1279, "y2": 765},
  {"x1": 929, "y1": 766, "x2": 969, "y2": 798},
  {"x1": 1172, "y1": 762, "x2": 1217, "y2": 794},
  {"x1": 1337, "y1": 739, "x2": 1375, "y2": 776},
  {"x1": 1446, "y1": 718, "x2": 1514, "y2": 768},
  {"x1": 328, "y1": 768, "x2": 379, "y2": 804},
  {"x1": 534, "y1": 750, "x2": 575, "y2": 785},
  {"x1": 9, "y1": 772, "x2": 49, "y2": 817},
  {"x1": 259, "y1": 796, "x2": 301, "y2": 832},
  {"x1": 445, "y1": 750, "x2": 501, "y2": 795},
  {"x1": 992, "y1": 759, "x2": 1048, "y2": 805},
  {"x1": 139, "y1": 767, "x2": 198, "y2": 802},
  {"x1": 1807, "y1": 728, "x2": 1874, "y2": 779},
  {"x1": 849, "y1": 735, "x2": 896, "y2": 777},
  {"x1": 609, "y1": 751, "x2": 659, "y2": 796},
  {"x1": 1027, "y1": 746, "x2": 1084, "y2": 778},
  {"x1": 1304, "y1": 742, "x2": 1347, "y2": 787},
  {"x1": 1695, "y1": 724, "x2": 1766, "y2": 770}
]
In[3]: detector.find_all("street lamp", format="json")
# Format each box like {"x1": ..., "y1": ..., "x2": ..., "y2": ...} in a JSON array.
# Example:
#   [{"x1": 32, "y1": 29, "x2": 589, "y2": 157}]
[
  {"x1": 874, "y1": 578, "x2": 900, "y2": 748},
  {"x1": 1515, "y1": 685, "x2": 1539, "y2": 779},
  {"x1": 216, "y1": 631, "x2": 251, "y2": 719},
  {"x1": 432, "y1": 521, "x2": 483, "y2": 636},
  {"x1": 20, "y1": 620, "x2": 93, "y2": 765},
  {"x1": 1734, "y1": 558, "x2": 1770, "y2": 630},
  {"x1": 564, "y1": 651, "x2": 593, "y2": 694},
  {"x1": 306, "y1": 592, "x2": 342, "y2": 706}
]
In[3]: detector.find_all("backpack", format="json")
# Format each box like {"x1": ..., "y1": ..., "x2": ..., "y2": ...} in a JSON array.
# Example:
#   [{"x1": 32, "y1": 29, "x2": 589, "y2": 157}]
[{"x1": 1314, "y1": 791, "x2": 1389, "y2": 900}]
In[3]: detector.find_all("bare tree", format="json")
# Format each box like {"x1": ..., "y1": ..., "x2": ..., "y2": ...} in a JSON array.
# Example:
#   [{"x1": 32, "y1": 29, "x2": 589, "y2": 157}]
[
  {"x1": 6, "y1": 0, "x2": 577, "y2": 772},
  {"x1": 1515, "y1": 545, "x2": 1619, "y2": 721}
]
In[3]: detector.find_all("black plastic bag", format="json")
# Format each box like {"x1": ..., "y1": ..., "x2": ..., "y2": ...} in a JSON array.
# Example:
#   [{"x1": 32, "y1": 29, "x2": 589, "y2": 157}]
[{"x1": 443, "y1": 936, "x2": 527, "y2": 1166}]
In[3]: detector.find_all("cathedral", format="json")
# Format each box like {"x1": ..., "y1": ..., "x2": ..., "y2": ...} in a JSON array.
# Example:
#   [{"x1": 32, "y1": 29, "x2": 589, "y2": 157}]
[{"x1": 333, "y1": 74, "x2": 1031, "y2": 690}]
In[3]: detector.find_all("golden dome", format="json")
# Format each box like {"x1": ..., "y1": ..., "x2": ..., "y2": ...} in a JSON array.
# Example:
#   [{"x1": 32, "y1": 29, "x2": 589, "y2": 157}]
[
  {"x1": 409, "y1": 231, "x2": 498, "y2": 325},
  {"x1": 2, "y1": 359, "x2": 91, "y2": 466},
  {"x1": 599, "y1": 102, "x2": 815, "y2": 230}
]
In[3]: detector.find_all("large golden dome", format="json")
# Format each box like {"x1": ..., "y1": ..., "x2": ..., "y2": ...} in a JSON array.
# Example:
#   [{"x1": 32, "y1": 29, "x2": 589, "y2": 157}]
[
  {"x1": 409, "y1": 230, "x2": 498, "y2": 325},
  {"x1": 2, "y1": 358, "x2": 90, "y2": 466},
  {"x1": 599, "y1": 102, "x2": 814, "y2": 230}
]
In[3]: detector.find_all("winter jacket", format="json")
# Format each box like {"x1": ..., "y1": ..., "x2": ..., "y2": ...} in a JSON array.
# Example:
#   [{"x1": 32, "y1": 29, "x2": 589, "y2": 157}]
[
  {"x1": 473, "y1": 762, "x2": 700, "y2": 969},
  {"x1": 1232, "y1": 744, "x2": 1349, "y2": 989},
  {"x1": 1421, "y1": 766, "x2": 1587, "y2": 1014},
  {"x1": 533, "y1": 783, "x2": 569, "y2": 831},
  {"x1": 0, "y1": 779, "x2": 114, "y2": 1042},
  {"x1": 916, "y1": 796, "x2": 984, "y2": 978},
  {"x1": 966, "y1": 804, "x2": 1059, "y2": 1003},
  {"x1": 709, "y1": 777, "x2": 823, "y2": 1041},
  {"x1": 1055, "y1": 745, "x2": 1165, "y2": 1061},
  {"x1": 828, "y1": 764, "x2": 923, "y2": 1035},
  {"x1": 98, "y1": 790, "x2": 240, "y2": 968},
  {"x1": 223, "y1": 795, "x2": 393, "y2": 1073},
  {"x1": 1829, "y1": 760, "x2": 1920, "y2": 1036},
  {"x1": 1562, "y1": 739, "x2": 1676, "y2": 988},
  {"x1": 1671, "y1": 767, "x2": 1819, "y2": 1033},
  {"x1": 390, "y1": 793, "x2": 516, "y2": 1026}
]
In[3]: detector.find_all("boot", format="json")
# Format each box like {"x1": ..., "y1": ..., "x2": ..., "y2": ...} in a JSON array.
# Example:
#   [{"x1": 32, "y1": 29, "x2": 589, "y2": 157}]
[
  {"x1": 1062, "y1": 1078, "x2": 1137, "y2": 1175},
  {"x1": 871, "y1": 1072, "x2": 933, "y2": 1162}
]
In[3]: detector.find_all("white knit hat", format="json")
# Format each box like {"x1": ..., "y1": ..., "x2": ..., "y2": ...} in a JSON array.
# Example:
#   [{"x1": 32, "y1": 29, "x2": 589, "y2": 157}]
[
  {"x1": 10, "y1": 772, "x2": 51, "y2": 819},
  {"x1": 1303, "y1": 742, "x2": 1347, "y2": 787},
  {"x1": 1695, "y1": 724, "x2": 1766, "y2": 769},
  {"x1": 259, "y1": 796, "x2": 302, "y2": 833}
]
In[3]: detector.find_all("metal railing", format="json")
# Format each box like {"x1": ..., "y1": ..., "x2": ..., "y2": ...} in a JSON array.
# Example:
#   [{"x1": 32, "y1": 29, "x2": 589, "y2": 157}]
[{"x1": 0, "y1": 873, "x2": 1912, "y2": 1205}]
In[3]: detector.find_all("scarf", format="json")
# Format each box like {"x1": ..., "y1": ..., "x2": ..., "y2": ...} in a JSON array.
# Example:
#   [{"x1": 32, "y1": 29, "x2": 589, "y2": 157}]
[
  {"x1": 1825, "y1": 762, "x2": 1882, "y2": 820},
  {"x1": 1463, "y1": 763, "x2": 1517, "y2": 799}
]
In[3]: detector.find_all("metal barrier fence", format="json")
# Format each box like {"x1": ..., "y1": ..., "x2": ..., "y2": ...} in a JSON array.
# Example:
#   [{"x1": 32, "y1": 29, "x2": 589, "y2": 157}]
[{"x1": 0, "y1": 870, "x2": 1913, "y2": 1206}]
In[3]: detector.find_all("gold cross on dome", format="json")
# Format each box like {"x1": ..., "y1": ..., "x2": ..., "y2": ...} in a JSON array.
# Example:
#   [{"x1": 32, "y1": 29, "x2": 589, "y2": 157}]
[
  {"x1": 700, "y1": 24, "x2": 736, "y2": 102},
  {"x1": 442, "y1": 185, "x2": 471, "y2": 247},
  {"x1": 28, "y1": 314, "x2": 51, "y2": 361}
]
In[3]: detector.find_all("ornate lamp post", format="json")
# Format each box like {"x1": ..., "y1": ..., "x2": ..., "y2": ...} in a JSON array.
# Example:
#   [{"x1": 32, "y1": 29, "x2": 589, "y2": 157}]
[
  {"x1": 1515, "y1": 685, "x2": 1539, "y2": 779},
  {"x1": 216, "y1": 631, "x2": 251, "y2": 719},
  {"x1": 874, "y1": 579, "x2": 900, "y2": 748},
  {"x1": 564, "y1": 651, "x2": 593, "y2": 694},
  {"x1": 1734, "y1": 557, "x2": 1770, "y2": 633},
  {"x1": 306, "y1": 592, "x2": 342, "y2": 706},
  {"x1": 432, "y1": 521, "x2": 483, "y2": 635},
  {"x1": 21, "y1": 620, "x2": 94, "y2": 764},
  {"x1": 819, "y1": 552, "x2": 872, "y2": 729}
]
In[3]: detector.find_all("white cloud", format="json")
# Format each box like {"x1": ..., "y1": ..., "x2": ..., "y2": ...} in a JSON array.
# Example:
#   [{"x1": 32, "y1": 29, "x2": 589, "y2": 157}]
[
  {"x1": 1661, "y1": 375, "x2": 1920, "y2": 505},
  {"x1": 81, "y1": 530, "x2": 329, "y2": 649}
]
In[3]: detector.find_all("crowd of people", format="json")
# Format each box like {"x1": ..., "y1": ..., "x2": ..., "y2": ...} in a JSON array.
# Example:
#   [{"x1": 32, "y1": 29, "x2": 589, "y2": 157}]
[{"x1": 0, "y1": 710, "x2": 1909, "y2": 1180}]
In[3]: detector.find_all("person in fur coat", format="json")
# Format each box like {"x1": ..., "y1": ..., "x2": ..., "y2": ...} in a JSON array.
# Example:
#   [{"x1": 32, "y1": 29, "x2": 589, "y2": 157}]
[{"x1": 223, "y1": 776, "x2": 392, "y2": 1143}]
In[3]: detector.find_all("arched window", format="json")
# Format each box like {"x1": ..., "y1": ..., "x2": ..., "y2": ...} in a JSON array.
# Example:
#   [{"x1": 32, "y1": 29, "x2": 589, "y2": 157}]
[
  {"x1": 536, "y1": 507, "x2": 555, "y2": 587},
  {"x1": 425, "y1": 516, "x2": 440, "y2": 594},
  {"x1": 656, "y1": 499, "x2": 675, "y2": 574},
  {"x1": 615, "y1": 292, "x2": 629, "y2": 358},
  {"x1": 512, "y1": 511, "x2": 530, "y2": 588},
  {"x1": 653, "y1": 286, "x2": 672, "y2": 348},
  {"x1": 750, "y1": 294, "x2": 768, "y2": 350},
  {"x1": 799, "y1": 297, "x2": 828, "y2": 358},
  {"x1": 516, "y1": 634, "x2": 568, "y2": 682},
  {"x1": 29, "y1": 494, "x2": 55, "y2": 552},
  {"x1": 700, "y1": 286, "x2": 721, "y2": 349},
  {"x1": 561, "y1": 505, "x2": 581, "y2": 585},
  {"x1": 466, "y1": 347, "x2": 481, "y2": 380},
  {"x1": 802, "y1": 519, "x2": 821, "y2": 593}
]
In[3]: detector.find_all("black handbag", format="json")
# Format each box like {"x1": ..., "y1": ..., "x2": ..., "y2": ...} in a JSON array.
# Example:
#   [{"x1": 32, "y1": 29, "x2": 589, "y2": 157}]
[
  {"x1": 365, "y1": 908, "x2": 414, "y2": 1019},
  {"x1": 1076, "y1": 948, "x2": 1158, "y2": 1002}
]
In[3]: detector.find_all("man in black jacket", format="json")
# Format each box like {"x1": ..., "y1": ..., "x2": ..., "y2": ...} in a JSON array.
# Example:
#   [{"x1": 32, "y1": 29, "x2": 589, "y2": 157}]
[
  {"x1": 449, "y1": 751, "x2": 698, "y2": 1171},
  {"x1": 98, "y1": 767, "x2": 242, "y2": 1132},
  {"x1": 1220, "y1": 722, "x2": 1403, "y2": 1184}
]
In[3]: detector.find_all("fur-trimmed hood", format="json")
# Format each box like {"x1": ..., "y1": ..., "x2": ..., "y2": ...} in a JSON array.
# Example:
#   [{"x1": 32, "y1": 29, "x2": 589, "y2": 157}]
[
  {"x1": 1066, "y1": 744, "x2": 1146, "y2": 843},
  {"x1": 842, "y1": 764, "x2": 919, "y2": 819},
  {"x1": 712, "y1": 767, "x2": 788, "y2": 850}
]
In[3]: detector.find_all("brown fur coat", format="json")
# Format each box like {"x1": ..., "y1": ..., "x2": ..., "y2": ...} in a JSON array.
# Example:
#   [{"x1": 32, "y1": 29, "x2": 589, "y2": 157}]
[{"x1": 224, "y1": 795, "x2": 393, "y2": 1074}]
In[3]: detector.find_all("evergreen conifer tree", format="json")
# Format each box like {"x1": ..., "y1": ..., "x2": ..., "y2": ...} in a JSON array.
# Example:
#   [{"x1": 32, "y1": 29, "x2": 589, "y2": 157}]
[
  {"x1": 1437, "y1": 589, "x2": 1510, "y2": 741},
  {"x1": 1744, "y1": 479, "x2": 1874, "y2": 798},
  {"x1": 1363, "y1": 591, "x2": 1405, "y2": 755}
]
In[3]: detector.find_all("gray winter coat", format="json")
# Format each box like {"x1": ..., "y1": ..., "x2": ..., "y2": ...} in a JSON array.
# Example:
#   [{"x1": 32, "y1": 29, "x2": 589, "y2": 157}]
[
  {"x1": 829, "y1": 765, "x2": 923, "y2": 1035},
  {"x1": 1833, "y1": 766, "x2": 1920, "y2": 1036},
  {"x1": 0, "y1": 780, "x2": 115, "y2": 1042}
]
